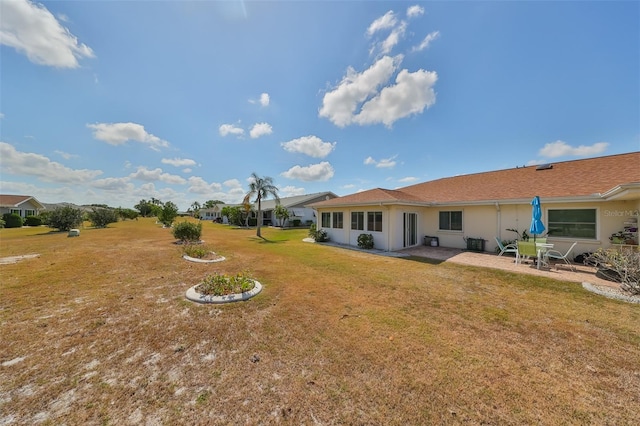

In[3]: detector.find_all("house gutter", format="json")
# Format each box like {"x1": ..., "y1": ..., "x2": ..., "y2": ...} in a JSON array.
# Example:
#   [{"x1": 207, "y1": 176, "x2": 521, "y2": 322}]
[{"x1": 599, "y1": 183, "x2": 640, "y2": 201}]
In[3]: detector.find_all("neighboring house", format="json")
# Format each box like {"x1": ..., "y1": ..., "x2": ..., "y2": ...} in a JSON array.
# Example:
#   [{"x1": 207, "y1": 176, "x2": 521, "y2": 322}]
[
  {"x1": 199, "y1": 204, "x2": 224, "y2": 221},
  {"x1": 0, "y1": 195, "x2": 45, "y2": 218},
  {"x1": 202, "y1": 192, "x2": 338, "y2": 226},
  {"x1": 309, "y1": 152, "x2": 640, "y2": 256},
  {"x1": 258, "y1": 192, "x2": 338, "y2": 226}
]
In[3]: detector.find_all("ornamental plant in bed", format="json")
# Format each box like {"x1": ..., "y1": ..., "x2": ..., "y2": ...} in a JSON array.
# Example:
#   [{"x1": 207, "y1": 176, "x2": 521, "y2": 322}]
[
  {"x1": 195, "y1": 272, "x2": 255, "y2": 296},
  {"x1": 182, "y1": 244, "x2": 211, "y2": 259}
]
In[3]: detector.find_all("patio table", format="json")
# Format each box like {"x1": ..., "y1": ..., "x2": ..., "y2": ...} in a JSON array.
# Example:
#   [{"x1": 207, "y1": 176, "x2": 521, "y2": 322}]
[{"x1": 536, "y1": 243, "x2": 554, "y2": 270}]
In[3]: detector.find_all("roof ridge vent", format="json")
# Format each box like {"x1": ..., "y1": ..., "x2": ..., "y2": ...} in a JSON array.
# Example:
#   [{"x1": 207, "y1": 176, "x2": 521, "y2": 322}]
[{"x1": 536, "y1": 163, "x2": 553, "y2": 171}]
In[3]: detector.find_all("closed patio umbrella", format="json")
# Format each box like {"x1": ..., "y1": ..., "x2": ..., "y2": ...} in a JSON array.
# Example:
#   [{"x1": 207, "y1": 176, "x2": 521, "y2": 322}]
[{"x1": 529, "y1": 196, "x2": 545, "y2": 243}]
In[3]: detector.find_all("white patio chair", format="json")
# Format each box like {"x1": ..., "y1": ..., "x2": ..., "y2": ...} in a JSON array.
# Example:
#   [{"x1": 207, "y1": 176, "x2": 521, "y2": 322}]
[
  {"x1": 495, "y1": 237, "x2": 518, "y2": 257},
  {"x1": 545, "y1": 242, "x2": 578, "y2": 271}
]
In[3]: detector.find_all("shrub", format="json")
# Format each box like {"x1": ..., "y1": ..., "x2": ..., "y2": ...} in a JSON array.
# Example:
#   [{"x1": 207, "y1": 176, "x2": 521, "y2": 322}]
[
  {"x1": 117, "y1": 208, "x2": 139, "y2": 220},
  {"x1": 221, "y1": 206, "x2": 243, "y2": 226},
  {"x1": 2, "y1": 213, "x2": 23, "y2": 228},
  {"x1": 587, "y1": 248, "x2": 640, "y2": 295},
  {"x1": 195, "y1": 272, "x2": 256, "y2": 296},
  {"x1": 47, "y1": 206, "x2": 84, "y2": 231},
  {"x1": 0, "y1": 218, "x2": 5, "y2": 228},
  {"x1": 357, "y1": 233, "x2": 374, "y2": 249},
  {"x1": 172, "y1": 221, "x2": 202, "y2": 242},
  {"x1": 182, "y1": 244, "x2": 210, "y2": 259},
  {"x1": 157, "y1": 201, "x2": 179, "y2": 227},
  {"x1": 87, "y1": 208, "x2": 119, "y2": 228},
  {"x1": 24, "y1": 215, "x2": 43, "y2": 226},
  {"x1": 308, "y1": 223, "x2": 329, "y2": 242}
]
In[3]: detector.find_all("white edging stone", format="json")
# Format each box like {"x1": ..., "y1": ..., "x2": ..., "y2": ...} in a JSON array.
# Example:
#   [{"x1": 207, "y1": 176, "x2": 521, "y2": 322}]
[
  {"x1": 182, "y1": 254, "x2": 226, "y2": 263},
  {"x1": 582, "y1": 282, "x2": 640, "y2": 304},
  {"x1": 185, "y1": 280, "x2": 262, "y2": 304}
]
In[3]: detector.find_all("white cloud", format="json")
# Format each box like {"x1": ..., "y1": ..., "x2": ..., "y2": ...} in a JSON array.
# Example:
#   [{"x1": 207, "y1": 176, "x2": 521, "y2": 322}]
[
  {"x1": 219, "y1": 123, "x2": 245, "y2": 137},
  {"x1": 161, "y1": 157, "x2": 197, "y2": 167},
  {"x1": 377, "y1": 156, "x2": 397, "y2": 168},
  {"x1": 354, "y1": 68, "x2": 437, "y2": 127},
  {"x1": 260, "y1": 93, "x2": 270, "y2": 107},
  {"x1": 0, "y1": 180, "x2": 83, "y2": 205},
  {"x1": 281, "y1": 162, "x2": 335, "y2": 182},
  {"x1": 280, "y1": 185, "x2": 306, "y2": 197},
  {"x1": 187, "y1": 176, "x2": 223, "y2": 195},
  {"x1": 412, "y1": 31, "x2": 440, "y2": 52},
  {"x1": 407, "y1": 5, "x2": 425, "y2": 18},
  {"x1": 248, "y1": 92, "x2": 270, "y2": 106},
  {"x1": 0, "y1": 113, "x2": 4, "y2": 119},
  {"x1": 0, "y1": 141, "x2": 102, "y2": 183},
  {"x1": 128, "y1": 167, "x2": 186, "y2": 185},
  {"x1": 223, "y1": 178, "x2": 243, "y2": 189},
  {"x1": 281, "y1": 135, "x2": 336, "y2": 158},
  {"x1": 366, "y1": 11, "x2": 397, "y2": 36},
  {"x1": 539, "y1": 141, "x2": 609, "y2": 158},
  {"x1": 342, "y1": 184, "x2": 355, "y2": 189},
  {"x1": 54, "y1": 150, "x2": 79, "y2": 160},
  {"x1": 319, "y1": 55, "x2": 402, "y2": 127},
  {"x1": 87, "y1": 122, "x2": 169, "y2": 151},
  {"x1": 364, "y1": 155, "x2": 397, "y2": 168},
  {"x1": 182, "y1": 168, "x2": 192, "y2": 173},
  {"x1": 377, "y1": 21, "x2": 407, "y2": 56},
  {"x1": 249, "y1": 122, "x2": 273, "y2": 139},
  {"x1": 90, "y1": 177, "x2": 133, "y2": 191},
  {"x1": 0, "y1": 0, "x2": 95, "y2": 68},
  {"x1": 398, "y1": 176, "x2": 418, "y2": 183}
]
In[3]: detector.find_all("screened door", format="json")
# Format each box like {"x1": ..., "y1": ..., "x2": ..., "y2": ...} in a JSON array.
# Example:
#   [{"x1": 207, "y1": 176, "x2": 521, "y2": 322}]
[{"x1": 403, "y1": 213, "x2": 418, "y2": 247}]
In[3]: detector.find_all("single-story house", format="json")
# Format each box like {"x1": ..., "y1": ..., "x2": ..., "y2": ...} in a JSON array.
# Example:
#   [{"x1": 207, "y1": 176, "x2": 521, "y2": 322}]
[
  {"x1": 0, "y1": 194, "x2": 45, "y2": 218},
  {"x1": 308, "y1": 152, "x2": 640, "y2": 257},
  {"x1": 199, "y1": 204, "x2": 224, "y2": 221},
  {"x1": 257, "y1": 192, "x2": 338, "y2": 226},
  {"x1": 198, "y1": 192, "x2": 338, "y2": 226}
]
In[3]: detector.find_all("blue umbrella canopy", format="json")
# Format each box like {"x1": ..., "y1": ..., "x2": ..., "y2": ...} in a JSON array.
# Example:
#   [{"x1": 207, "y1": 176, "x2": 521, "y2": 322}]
[{"x1": 529, "y1": 196, "x2": 546, "y2": 241}]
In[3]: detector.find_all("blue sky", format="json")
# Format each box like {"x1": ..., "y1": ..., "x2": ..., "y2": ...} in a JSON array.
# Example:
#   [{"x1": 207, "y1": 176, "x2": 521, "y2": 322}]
[{"x1": 1, "y1": 0, "x2": 638, "y2": 211}]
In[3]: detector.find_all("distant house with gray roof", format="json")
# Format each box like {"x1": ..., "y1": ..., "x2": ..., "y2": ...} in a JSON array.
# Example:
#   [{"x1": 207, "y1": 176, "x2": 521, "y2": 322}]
[{"x1": 199, "y1": 192, "x2": 338, "y2": 226}]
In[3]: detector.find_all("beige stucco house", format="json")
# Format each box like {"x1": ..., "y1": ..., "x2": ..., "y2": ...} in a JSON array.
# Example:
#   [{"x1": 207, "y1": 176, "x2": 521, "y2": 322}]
[{"x1": 309, "y1": 152, "x2": 640, "y2": 257}]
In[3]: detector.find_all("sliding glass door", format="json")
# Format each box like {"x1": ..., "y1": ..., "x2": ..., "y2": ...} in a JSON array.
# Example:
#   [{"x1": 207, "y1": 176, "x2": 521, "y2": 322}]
[{"x1": 403, "y1": 213, "x2": 417, "y2": 247}]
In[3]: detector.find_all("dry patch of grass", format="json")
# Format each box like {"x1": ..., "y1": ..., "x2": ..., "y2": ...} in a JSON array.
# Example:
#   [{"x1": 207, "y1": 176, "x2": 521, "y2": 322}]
[{"x1": 1, "y1": 218, "x2": 639, "y2": 424}]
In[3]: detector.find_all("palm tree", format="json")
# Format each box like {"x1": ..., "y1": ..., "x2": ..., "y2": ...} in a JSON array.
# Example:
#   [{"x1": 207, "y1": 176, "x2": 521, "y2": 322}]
[
  {"x1": 243, "y1": 172, "x2": 280, "y2": 238},
  {"x1": 274, "y1": 204, "x2": 290, "y2": 227},
  {"x1": 190, "y1": 201, "x2": 201, "y2": 218}
]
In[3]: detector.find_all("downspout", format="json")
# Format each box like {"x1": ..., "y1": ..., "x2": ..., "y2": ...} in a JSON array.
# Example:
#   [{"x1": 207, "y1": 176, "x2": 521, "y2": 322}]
[
  {"x1": 384, "y1": 203, "x2": 391, "y2": 252},
  {"x1": 495, "y1": 202, "x2": 501, "y2": 240}
]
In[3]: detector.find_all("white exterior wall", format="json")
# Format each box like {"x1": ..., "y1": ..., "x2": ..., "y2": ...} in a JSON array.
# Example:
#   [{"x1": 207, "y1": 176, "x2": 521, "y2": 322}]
[
  {"x1": 285, "y1": 208, "x2": 316, "y2": 226},
  {"x1": 317, "y1": 198, "x2": 639, "y2": 255},
  {"x1": 0, "y1": 200, "x2": 42, "y2": 218},
  {"x1": 319, "y1": 207, "x2": 391, "y2": 250}
]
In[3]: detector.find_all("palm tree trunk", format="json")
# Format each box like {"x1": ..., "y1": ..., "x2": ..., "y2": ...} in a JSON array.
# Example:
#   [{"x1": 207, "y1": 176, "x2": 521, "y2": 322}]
[{"x1": 256, "y1": 198, "x2": 262, "y2": 238}]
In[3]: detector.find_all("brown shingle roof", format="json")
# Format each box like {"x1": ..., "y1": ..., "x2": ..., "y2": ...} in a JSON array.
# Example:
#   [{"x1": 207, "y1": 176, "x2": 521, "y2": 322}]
[
  {"x1": 0, "y1": 195, "x2": 36, "y2": 208},
  {"x1": 311, "y1": 152, "x2": 640, "y2": 208}
]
